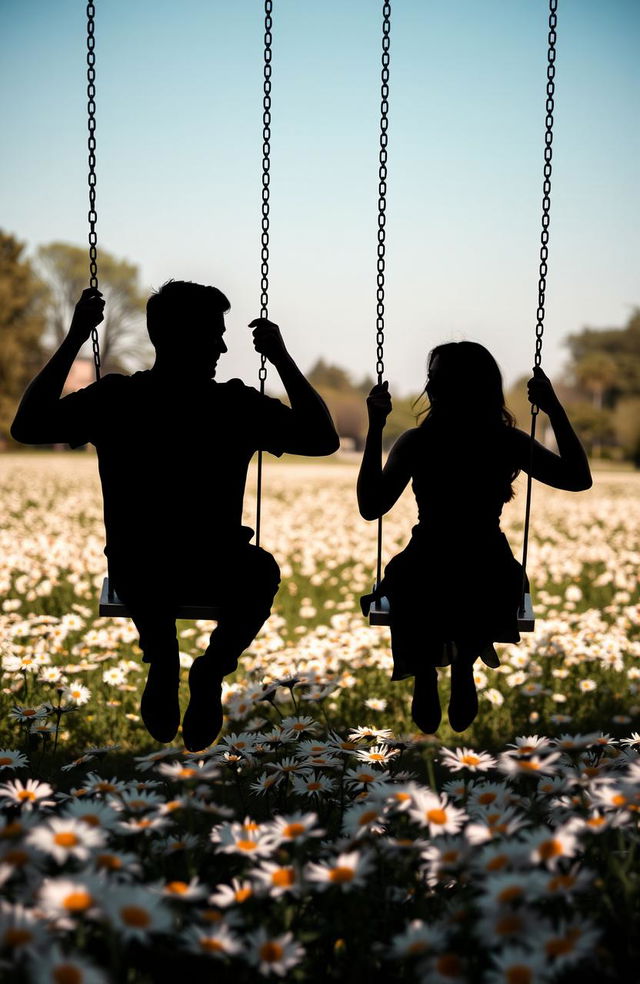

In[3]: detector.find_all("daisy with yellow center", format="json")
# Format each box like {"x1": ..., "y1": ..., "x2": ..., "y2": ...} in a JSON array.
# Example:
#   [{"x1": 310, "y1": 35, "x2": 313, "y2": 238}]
[
  {"x1": 160, "y1": 877, "x2": 207, "y2": 901},
  {"x1": 342, "y1": 801, "x2": 387, "y2": 839},
  {"x1": 0, "y1": 778, "x2": 54, "y2": 811},
  {"x1": 252, "y1": 861, "x2": 302, "y2": 897},
  {"x1": 269, "y1": 811, "x2": 325, "y2": 845},
  {"x1": 181, "y1": 924, "x2": 242, "y2": 959},
  {"x1": 27, "y1": 817, "x2": 105, "y2": 864},
  {"x1": 209, "y1": 878, "x2": 254, "y2": 907},
  {"x1": 290, "y1": 772, "x2": 335, "y2": 798},
  {"x1": 38, "y1": 876, "x2": 100, "y2": 920},
  {"x1": 388, "y1": 918, "x2": 446, "y2": 958},
  {"x1": 409, "y1": 790, "x2": 468, "y2": 837},
  {"x1": 103, "y1": 886, "x2": 172, "y2": 940},
  {"x1": 525, "y1": 825, "x2": 579, "y2": 869},
  {"x1": 354, "y1": 744, "x2": 400, "y2": 765},
  {"x1": 0, "y1": 750, "x2": 28, "y2": 770},
  {"x1": 211, "y1": 820, "x2": 277, "y2": 857},
  {"x1": 487, "y1": 945, "x2": 547, "y2": 984},
  {"x1": 246, "y1": 928, "x2": 305, "y2": 977},
  {"x1": 498, "y1": 752, "x2": 561, "y2": 778},
  {"x1": 26, "y1": 946, "x2": 106, "y2": 984},
  {"x1": 305, "y1": 850, "x2": 374, "y2": 891},
  {"x1": 440, "y1": 747, "x2": 497, "y2": 773}
]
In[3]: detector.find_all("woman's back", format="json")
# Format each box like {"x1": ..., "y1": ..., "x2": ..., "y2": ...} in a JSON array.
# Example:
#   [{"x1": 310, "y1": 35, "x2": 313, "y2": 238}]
[{"x1": 406, "y1": 420, "x2": 519, "y2": 538}]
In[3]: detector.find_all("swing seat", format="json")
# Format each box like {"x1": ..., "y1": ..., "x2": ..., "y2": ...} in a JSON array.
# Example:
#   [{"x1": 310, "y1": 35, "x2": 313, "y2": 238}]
[
  {"x1": 99, "y1": 578, "x2": 223, "y2": 621},
  {"x1": 367, "y1": 585, "x2": 536, "y2": 632},
  {"x1": 368, "y1": 591, "x2": 391, "y2": 626}
]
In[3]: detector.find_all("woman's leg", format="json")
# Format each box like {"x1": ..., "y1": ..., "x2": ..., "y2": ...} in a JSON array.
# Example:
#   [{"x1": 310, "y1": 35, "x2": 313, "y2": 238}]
[{"x1": 448, "y1": 642, "x2": 485, "y2": 732}]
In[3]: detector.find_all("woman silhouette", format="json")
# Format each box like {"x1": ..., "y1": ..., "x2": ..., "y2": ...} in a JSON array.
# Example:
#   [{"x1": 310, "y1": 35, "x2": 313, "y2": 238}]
[{"x1": 357, "y1": 342, "x2": 592, "y2": 734}]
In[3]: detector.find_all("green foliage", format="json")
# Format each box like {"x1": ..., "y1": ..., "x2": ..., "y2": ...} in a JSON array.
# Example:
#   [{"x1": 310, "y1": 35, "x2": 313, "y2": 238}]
[
  {"x1": 565, "y1": 310, "x2": 640, "y2": 403},
  {"x1": 0, "y1": 231, "x2": 48, "y2": 443},
  {"x1": 613, "y1": 396, "x2": 640, "y2": 465},
  {"x1": 37, "y1": 241, "x2": 151, "y2": 373},
  {"x1": 563, "y1": 310, "x2": 640, "y2": 461}
]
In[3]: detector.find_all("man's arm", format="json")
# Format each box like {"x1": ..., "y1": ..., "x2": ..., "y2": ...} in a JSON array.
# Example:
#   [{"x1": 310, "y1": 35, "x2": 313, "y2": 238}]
[
  {"x1": 11, "y1": 288, "x2": 105, "y2": 444},
  {"x1": 251, "y1": 318, "x2": 340, "y2": 455}
]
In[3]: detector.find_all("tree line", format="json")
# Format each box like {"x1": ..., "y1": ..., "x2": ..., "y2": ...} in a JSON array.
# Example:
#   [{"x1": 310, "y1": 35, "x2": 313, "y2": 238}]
[{"x1": 1, "y1": 228, "x2": 639, "y2": 462}]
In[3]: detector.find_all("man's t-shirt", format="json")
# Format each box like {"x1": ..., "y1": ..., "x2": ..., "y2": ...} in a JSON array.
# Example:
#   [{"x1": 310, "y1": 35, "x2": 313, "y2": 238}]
[{"x1": 56, "y1": 371, "x2": 296, "y2": 570}]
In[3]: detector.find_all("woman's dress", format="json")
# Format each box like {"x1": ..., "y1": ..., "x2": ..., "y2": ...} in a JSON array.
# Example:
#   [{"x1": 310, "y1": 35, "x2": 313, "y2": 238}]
[{"x1": 368, "y1": 423, "x2": 525, "y2": 680}]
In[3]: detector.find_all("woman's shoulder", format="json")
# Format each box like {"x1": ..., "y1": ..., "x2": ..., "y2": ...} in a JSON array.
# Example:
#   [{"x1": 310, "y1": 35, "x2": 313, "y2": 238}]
[{"x1": 390, "y1": 427, "x2": 422, "y2": 453}]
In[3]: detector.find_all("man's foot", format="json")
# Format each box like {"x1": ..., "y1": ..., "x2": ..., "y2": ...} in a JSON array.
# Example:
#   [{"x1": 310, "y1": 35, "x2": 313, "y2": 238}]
[
  {"x1": 140, "y1": 658, "x2": 180, "y2": 743},
  {"x1": 182, "y1": 657, "x2": 224, "y2": 752},
  {"x1": 411, "y1": 668, "x2": 441, "y2": 734},
  {"x1": 448, "y1": 659, "x2": 478, "y2": 732}
]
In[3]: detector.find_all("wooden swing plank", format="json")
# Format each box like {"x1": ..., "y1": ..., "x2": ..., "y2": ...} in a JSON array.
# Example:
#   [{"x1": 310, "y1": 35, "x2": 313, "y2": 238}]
[
  {"x1": 98, "y1": 578, "x2": 222, "y2": 621},
  {"x1": 367, "y1": 589, "x2": 536, "y2": 632}
]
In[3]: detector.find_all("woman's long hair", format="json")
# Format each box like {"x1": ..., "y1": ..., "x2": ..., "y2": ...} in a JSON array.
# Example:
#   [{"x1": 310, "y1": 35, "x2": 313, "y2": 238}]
[
  {"x1": 418, "y1": 341, "x2": 515, "y2": 427},
  {"x1": 416, "y1": 341, "x2": 519, "y2": 500}
]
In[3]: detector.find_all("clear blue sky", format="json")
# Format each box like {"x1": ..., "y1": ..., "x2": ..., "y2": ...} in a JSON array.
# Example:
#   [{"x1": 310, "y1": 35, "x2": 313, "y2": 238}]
[{"x1": 1, "y1": 0, "x2": 638, "y2": 393}]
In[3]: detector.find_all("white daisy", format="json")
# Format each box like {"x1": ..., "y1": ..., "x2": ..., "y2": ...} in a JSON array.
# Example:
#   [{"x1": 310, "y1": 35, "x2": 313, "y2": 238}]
[
  {"x1": 245, "y1": 927, "x2": 305, "y2": 977},
  {"x1": 102, "y1": 886, "x2": 173, "y2": 940},
  {"x1": 27, "y1": 817, "x2": 105, "y2": 864},
  {"x1": 305, "y1": 849, "x2": 375, "y2": 891}
]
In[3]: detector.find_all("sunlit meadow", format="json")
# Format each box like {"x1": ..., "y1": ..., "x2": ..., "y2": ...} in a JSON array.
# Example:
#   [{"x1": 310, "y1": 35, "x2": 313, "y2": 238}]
[{"x1": 0, "y1": 453, "x2": 638, "y2": 982}]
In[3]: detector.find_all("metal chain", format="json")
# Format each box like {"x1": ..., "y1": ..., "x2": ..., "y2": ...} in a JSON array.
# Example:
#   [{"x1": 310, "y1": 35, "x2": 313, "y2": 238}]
[
  {"x1": 256, "y1": 0, "x2": 273, "y2": 547},
  {"x1": 521, "y1": 0, "x2": 558, "y2": 609},
  {"x1": 259, "y1": 0, "x2": 273, "y2": 380},
  {"x1": 532, "y1": 0, "x2": 557, "y2": 384},
  {"x1": 375, "y1": 1, "x2": 391, "y2": 593},
  {"x1": 86, "y1": 0, "x2": 101, "y2": 381},
  {"x1": 376, "y1": 1, "x2": 391, "y2": 386}
]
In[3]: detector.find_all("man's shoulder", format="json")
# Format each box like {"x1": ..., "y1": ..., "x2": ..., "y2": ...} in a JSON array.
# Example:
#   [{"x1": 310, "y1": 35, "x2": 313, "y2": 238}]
[{"x1": 216, "y1": 378, "x2": 266, "y2": 403}]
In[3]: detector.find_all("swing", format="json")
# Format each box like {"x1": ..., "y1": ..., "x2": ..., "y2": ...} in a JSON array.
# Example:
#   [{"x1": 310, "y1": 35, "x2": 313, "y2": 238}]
[
  {"x1": 93, "y1": 0, "x2": 275, "y2": 619},
  {"x1": 367, "y1": 0, "x2": 559, "y2": 634}
]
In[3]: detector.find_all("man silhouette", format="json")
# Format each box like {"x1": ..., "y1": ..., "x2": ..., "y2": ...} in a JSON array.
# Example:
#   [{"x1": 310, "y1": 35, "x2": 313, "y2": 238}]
[{"x1": 12, "y1": 281, "x2": 340, "y2": 750}]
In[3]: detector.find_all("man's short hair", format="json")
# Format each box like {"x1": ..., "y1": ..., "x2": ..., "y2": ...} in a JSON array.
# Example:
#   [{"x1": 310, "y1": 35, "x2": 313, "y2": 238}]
[{"x1": 147, "y1": 280, "x2": 230, "y2": 348}]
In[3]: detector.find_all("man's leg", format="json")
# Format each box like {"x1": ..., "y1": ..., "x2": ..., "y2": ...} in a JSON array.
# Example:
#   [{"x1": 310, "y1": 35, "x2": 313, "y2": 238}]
[
  {"x1": 111, "y1": 575, "x2": 181, "y2": 744},
  {"x1": 182, "y1": 546, "x2": 280, "y2": 751},
  {"x1": 202, "y1": 547, "x2": 281, "y2": 672}
]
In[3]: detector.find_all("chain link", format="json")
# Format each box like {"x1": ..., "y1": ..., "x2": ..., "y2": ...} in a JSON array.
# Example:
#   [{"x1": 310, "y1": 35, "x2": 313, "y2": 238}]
[
  {"x1": 374, "y1": 1, "x2": 391, "y2": 594},
  {"x1": 256, "y1": 0, "x2": 273, "y2": 548},
  {"x1": 376, "y1": 1, "x2": 391, "y2": 385},
  {"x1": 521, "y1": 0, "x2": 559, "y2": 608},
  {"x1": 258, "y1": 0, "x2": 273, "y2": 387},
  {"x1": 86, "y1": 1, "x2": 101, "y2": 380},
  {"x1": 531, "y1": 0, "x2": 557, "y2": 403}
]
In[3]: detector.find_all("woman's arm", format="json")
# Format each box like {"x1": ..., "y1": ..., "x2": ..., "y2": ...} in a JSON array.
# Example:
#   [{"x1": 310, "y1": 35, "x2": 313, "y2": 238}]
[
  {"x1": 512, "y1": 367, "x2": 592, "y2": 491},
  {"x1": 357, "y1": 382, "x2": 414, "y2": 519}
]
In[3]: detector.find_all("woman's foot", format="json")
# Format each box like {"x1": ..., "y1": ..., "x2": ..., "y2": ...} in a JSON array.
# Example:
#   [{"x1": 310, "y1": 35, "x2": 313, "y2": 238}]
[
  {"x1": 182, "y1": 656, "x2": 225, "y2": 752},
  {"x1": 448, "y1": 658, "x2": 478, "y2": 732},
  {"x1": 411, "y1": 668, "x2": 441, "y2": 734},
  {"x1": 140, "y1": 657, "x2": 180, "y2": 743}
]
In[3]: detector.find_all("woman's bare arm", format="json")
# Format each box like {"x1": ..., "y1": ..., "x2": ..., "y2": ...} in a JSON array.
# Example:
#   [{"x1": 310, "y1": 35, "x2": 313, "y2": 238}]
[
  {"x1": 512, "y1": 367, "x2": 592, "y2": 491},
  {"x1": 357, "y1": 382, "x2": 414, "y2": 519}
]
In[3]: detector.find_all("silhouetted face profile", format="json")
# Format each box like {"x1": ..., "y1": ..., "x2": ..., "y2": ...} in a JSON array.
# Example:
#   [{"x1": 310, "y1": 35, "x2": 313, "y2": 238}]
[{"x1": 146, "y1": 280, "x2": 231, "y2": 381}]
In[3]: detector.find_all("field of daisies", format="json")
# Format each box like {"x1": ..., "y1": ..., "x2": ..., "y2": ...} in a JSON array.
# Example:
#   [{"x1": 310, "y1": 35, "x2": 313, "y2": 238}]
[{"x1": 0, "y1": 452, "x2": 639, "y2": 983}]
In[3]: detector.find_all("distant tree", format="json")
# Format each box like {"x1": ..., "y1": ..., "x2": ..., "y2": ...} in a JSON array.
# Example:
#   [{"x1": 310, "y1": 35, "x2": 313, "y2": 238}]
[
  {"x1": 37, "y1": 242, "x2": 151, "y2": 373},
  {"x1": 573, "y1": 351, "x2": 618, "y2": 411},
  {"x1": 307, "y1": 358, "x2": 353, "y2": 392},
  {"x1": 0, "y1": 231, "x2": 48, "y2": 443},
  {"x1": 613, "y1": 396, "x2": 640, "y2": 468},
  {"x1": 356, "y1": 373, "x2": 376, "y2": 396},
  {"x1": 565, "y1": 309, "x2": 640, "y2": 400}
]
